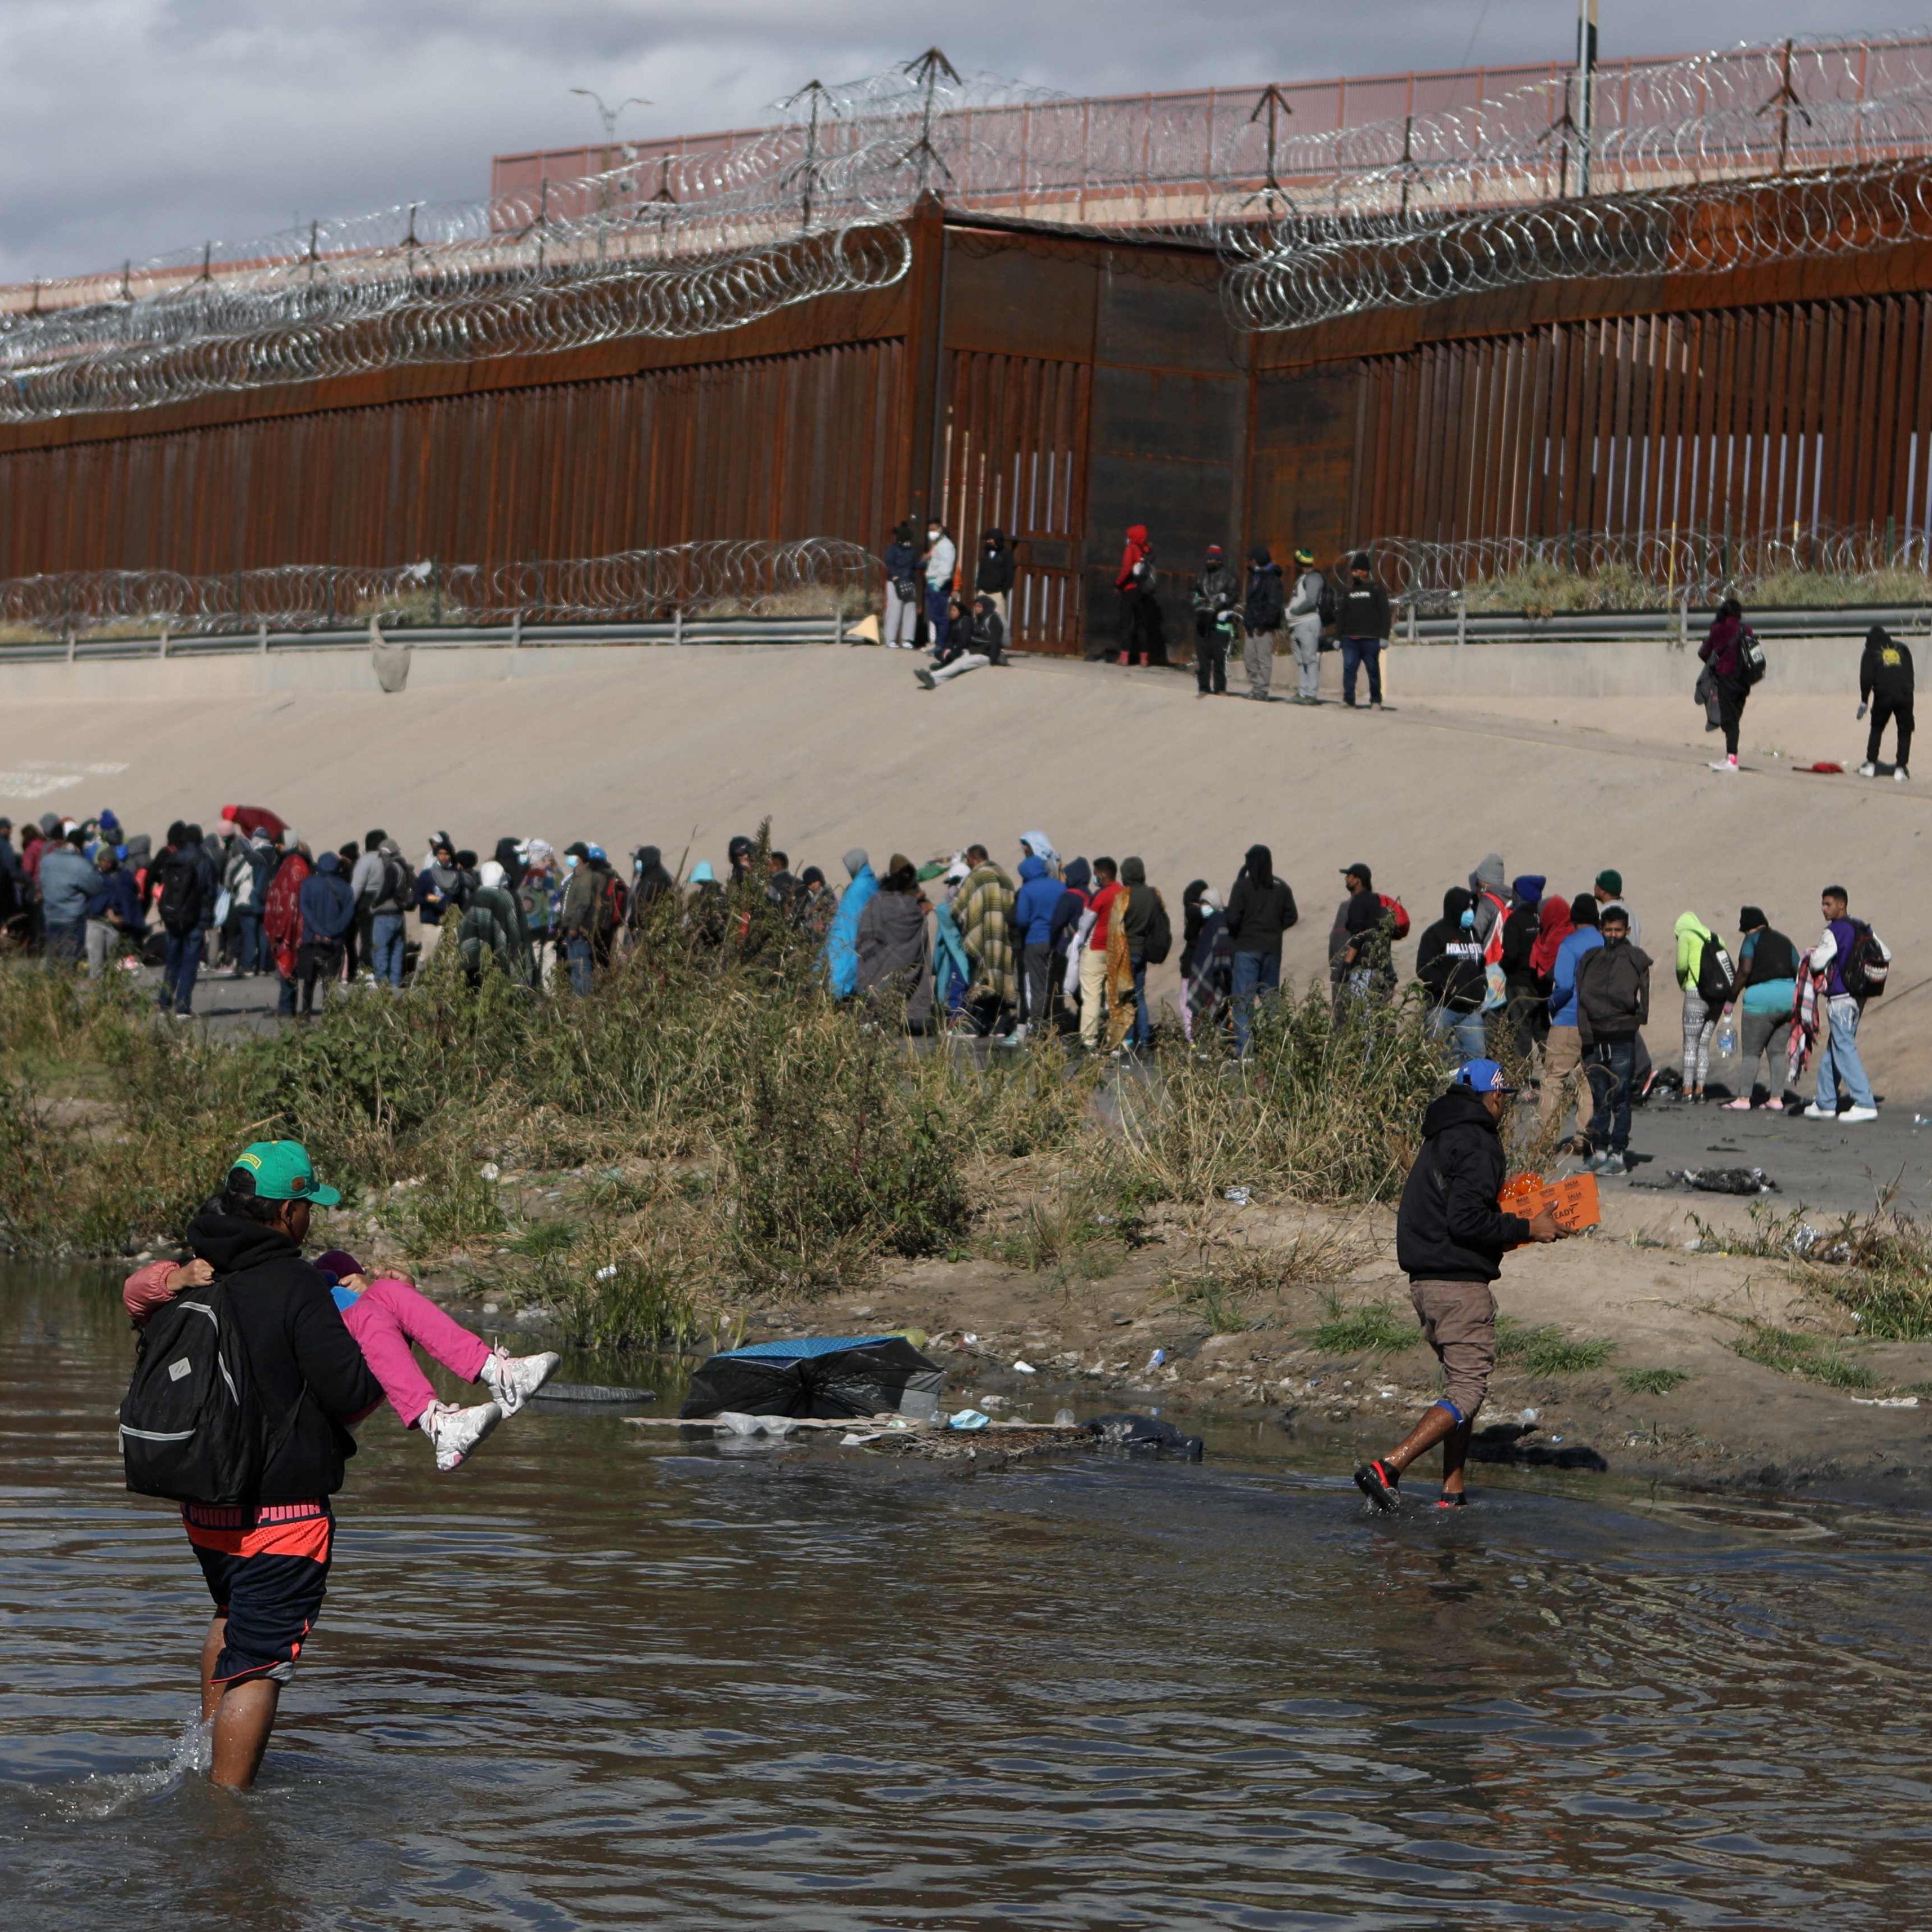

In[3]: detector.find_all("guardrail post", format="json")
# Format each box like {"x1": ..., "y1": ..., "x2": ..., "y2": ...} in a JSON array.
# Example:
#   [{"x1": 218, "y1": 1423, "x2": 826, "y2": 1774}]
[
  {"x1": 158, "y1": 624, "x2": 170, "y2": 659},
  {"x1": 1455, "y1": 593, "x2": 1466, "y2": 649},
  {"x1": 1406, "y1": 598, "x2": 1418, "y2": 644},
  {"x1": 64, "y1": 626, "x2": 74, "y2": 662},
  {"x1": 510, "y1": 609, "x2": 522, "y2": 651},
  {"x1": 1677, "y1": 597, "x2": 1688, "y2": 650},
  {"x1": 257, "y1": 620, "x2": 269, "y2": 655},
  {"x1": 830, "y1": 603, "x2": 841, "y2": 647},
  {"x1": 673, "y1": 605, "x2": 684, "y2": 647}
]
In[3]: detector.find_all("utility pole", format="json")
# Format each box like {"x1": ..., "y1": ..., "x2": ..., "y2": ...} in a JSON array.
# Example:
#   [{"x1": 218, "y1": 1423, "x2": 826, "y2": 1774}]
[
  {"x1": 1576, "y1": 0, "x2": 1599, "y2": 196},
  {"x1": 570, "y1": 87, "x2": 651, "y2": 229}
]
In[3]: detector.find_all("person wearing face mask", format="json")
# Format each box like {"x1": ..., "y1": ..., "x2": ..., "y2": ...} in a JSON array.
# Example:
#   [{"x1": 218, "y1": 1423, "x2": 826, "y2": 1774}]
[
  {"x1": 558, "y1": 842, "x2": 598, "y2": 995},
  {"x1": 1416, "y1": 888, "x2": 1488, "y2": 1061},
  {"x1": 882, "y1": 521, "x2": 922, "y2": 649},
  {"x1": 922, "y1": 522, "x2": 957, "y2": 643}
]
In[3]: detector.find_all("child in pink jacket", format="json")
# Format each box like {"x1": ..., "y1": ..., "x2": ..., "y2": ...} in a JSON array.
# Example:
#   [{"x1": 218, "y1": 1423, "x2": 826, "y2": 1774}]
[{"x1": 124, "y1": 1246, "x2": 557, "y2": 1471}]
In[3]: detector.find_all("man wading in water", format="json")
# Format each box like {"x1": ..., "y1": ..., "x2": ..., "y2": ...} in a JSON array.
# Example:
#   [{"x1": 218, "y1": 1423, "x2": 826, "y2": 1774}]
[
  {"x1": 172, "y1": 1144, "x2": 383, "y2": 1788},
  {"x1": 1355, "y1": 1060, "x2": 1562, "y2": 1510}
]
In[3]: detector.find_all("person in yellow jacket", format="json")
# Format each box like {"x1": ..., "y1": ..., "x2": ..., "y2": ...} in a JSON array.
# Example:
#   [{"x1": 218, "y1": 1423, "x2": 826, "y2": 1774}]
[{"x1": 1674, "y1": 910, "x2": 1720, "y2": 1103}]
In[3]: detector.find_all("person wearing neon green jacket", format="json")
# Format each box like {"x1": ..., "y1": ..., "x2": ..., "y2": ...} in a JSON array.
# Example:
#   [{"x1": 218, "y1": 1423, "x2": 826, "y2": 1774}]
[{"x1": 1674, "y1": 910, "x2": 1720, "y2": 1102}]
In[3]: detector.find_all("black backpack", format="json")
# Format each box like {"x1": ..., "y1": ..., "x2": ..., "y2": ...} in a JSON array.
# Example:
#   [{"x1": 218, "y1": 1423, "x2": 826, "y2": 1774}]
[
  {"x1": 381, "y1": 853, "x2": 413, "y2": 910},
  {"x1": 1843, "y1": 921, "x2": 1891, "y2": 1000},
  {"x1": 156, "y1": 854, "x2": 205, "y2": 936},
  {"x1": 1318, "y1": 576, "x2": 1340, "y2": 630},
  {"x1": 1142, "y1": 893, "x2": 1173, "y2": 967},
  {"x1": 1696, "y1": 933, "x2": 1739, "y2": 1006},
  {"x1": 1740, "y1": 626, "x2": 1768, "y2": 686},
  {"x1": 119, "y1": 1279, "x2": 270, "y2": 1505}
]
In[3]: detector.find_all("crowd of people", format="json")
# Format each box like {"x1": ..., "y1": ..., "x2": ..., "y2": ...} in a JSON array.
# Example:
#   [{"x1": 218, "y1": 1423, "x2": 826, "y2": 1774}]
[{"x1": 0, "y1": 802, "x2": 1899, "y2": 1156}]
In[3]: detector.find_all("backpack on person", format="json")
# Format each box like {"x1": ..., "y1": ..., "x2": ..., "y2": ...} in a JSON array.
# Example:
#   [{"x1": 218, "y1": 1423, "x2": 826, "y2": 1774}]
[
  {"x1": 1377, "y1": 893, "x2": 1411, "y2": 941},
  {"x1": 1142, "y1": 894, "x2": 1173, "y2": 966},
  {"x1": 1696, "y1": 933, "x2": 1739, "y2": 1006},
  {"x1": 119, "y1": 1279, "x2": 274, "y2": 1505},
  {"x1": 596, "y1": 873, "x2": 629, "y2": 938},
  {"x1": 1843, "y1": 921, "x2": 1892, "y2": 1000},
  {"x1": 1318, "y1": 576, "x2": 1340, "y2": 630},
  {"x1": 155, "y1": 853, "x2": 205, "y2": 936},
  {"x1": 1740, "y1": 626, "x2": 1768, "y2": 686},
  {"x1": 381, "y1": 852, "x2": 413, "y2": 910}
]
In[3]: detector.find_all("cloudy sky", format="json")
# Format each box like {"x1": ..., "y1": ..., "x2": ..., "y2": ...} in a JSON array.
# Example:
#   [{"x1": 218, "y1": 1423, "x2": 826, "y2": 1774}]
[{"x1": 3, "y1": 1, "x2": 1925, "y2": 282}]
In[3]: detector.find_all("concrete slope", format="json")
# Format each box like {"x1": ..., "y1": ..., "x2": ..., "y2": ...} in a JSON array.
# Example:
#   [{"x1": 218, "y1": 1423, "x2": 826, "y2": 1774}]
[{"x1": 5, "y1": 643, "x2": 1927, "y2": 1098}]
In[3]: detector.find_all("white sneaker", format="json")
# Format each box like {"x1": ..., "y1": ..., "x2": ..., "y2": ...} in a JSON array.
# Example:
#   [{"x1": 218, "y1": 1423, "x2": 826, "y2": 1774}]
[
  {"x1": 419, "y1": 1399, "x2": 503, "y2": 1471},
  {"x1": 1897, "y1": 767, "x2": 1911, "y2": 782},
  {"x1": 1858, "y1": 761, "x2": 1878, "y2": 777},
  {"x1": 481, "y1": 1348, "x2": 559, "y2": 1416},
  {"x1": 1841, "y1": 1104, "x2": 1880, "y2": 1123},
  {"x1": 1802, "y1": 1102, "x2": 1836, "y2": 1120}
]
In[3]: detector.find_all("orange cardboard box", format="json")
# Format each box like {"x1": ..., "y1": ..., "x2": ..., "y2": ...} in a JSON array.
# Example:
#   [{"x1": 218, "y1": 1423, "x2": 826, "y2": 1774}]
[{"x1": 1500, "y1": 1170, "x2": 1602, "y2": 1235}]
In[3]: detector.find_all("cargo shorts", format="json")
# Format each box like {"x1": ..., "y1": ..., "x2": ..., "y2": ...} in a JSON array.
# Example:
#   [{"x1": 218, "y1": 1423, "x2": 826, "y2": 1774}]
[{"x1": 1408, "y1": 1279, "x2": 1497, "y2": 1424}]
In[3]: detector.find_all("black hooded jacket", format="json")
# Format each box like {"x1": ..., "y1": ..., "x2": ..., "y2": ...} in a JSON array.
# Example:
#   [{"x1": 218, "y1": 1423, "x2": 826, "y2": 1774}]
[
  {"x1": 184, "y1": 1204, "x2": 383, "y2": 1503},
  {"x1": 1860, "y1": 625, "x2": 1915, "y2": 704},
  {"x1": 1415, "y1": 890, "x2": 1486, "y2": 1014},
  {"x1": 1395, "y1": 1087, "x2": 1532, "y2": 1285},
  {"x1": 1225, "y1": 847, "x2": 1297, "y2": 955},
  {"x1": 976, "y1": 530, "x2": 1016, "y2": 595}
]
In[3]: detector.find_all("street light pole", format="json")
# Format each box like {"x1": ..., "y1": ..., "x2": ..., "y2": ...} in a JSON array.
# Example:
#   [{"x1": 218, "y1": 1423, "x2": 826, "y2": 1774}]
[{"x1": 1576, "y1": 0, "x2": 1599, "y2": 196}]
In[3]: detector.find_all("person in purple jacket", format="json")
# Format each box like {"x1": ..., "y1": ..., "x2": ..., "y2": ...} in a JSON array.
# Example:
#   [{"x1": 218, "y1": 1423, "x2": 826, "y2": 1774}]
[{"x1": 1803, "y1": 885, "x2": 1880, "y2": 1121}]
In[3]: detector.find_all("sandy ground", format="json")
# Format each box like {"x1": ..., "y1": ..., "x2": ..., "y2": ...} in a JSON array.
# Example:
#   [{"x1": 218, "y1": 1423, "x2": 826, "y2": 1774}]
[
  {"x1": 5, "y1": 642, "x2": 1927, "y2": 1093},
  {"x1": 17, "y1": 643, "x2": 1932, "y2": 1501}
]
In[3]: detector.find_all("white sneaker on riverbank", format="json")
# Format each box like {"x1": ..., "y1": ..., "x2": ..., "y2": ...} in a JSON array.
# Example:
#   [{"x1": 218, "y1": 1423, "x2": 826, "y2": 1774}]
[
  {"x1": 1841, "y1": 1105, "x2": 1880, "y2": 1123},
  {"x1": 420, "y1": 1399, "x2": 503, "y2": 1471},
  {"x1": 482, "y1": 1348, "x2": 559, "y2": 1416}
]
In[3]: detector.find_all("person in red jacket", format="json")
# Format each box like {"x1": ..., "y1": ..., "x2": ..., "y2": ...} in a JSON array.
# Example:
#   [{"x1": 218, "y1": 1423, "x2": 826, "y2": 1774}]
[
  {"x1": 262, "y1": 839, "x2": 311, "y2": 1019},
  {"x1": 1114, "y1": 524, "x2": 1160, "y2": 667}
]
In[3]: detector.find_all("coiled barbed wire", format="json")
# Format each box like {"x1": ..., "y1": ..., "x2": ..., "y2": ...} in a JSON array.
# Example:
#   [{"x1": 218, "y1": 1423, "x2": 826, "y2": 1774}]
[
  {"x1": 0, "y1": 539, "x2": 881, "y2": 638},
  {"x1": 5, "y1": 34, "x2": 1932, "y2": 419},
  {"x1": 1221, "y1": 36, "x2": 1932, "y2": 329},
  {"x1": 1361, "y1": 523, "x2": 1932, "y2": 610}
]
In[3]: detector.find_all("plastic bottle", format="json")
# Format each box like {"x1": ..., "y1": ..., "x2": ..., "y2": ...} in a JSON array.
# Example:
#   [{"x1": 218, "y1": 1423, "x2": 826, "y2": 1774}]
[{"x1": 1715, "y1": 1009, "x2": 1738, "y2": 1061}]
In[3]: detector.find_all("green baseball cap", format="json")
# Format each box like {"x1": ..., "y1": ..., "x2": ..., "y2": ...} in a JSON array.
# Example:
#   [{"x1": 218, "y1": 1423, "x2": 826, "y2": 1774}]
[{"x1": 229, "y1": 1139, "x2": 340, "y2": 1207}]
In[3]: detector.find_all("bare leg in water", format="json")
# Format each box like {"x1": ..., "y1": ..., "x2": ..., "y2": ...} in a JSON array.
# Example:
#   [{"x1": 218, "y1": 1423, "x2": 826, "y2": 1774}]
[{"x1": 200, "y1": 1618, "x2": 281, "y2": 1790}]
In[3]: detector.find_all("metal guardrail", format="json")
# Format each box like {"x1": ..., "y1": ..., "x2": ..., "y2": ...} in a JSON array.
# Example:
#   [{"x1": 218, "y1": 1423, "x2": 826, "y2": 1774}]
[
  {"x1": 0, "y1": 613, "x2": 859, "y2": 666},
  {"x1": 1401, "y1": 603, "x2": 1932, "y2": 647}
]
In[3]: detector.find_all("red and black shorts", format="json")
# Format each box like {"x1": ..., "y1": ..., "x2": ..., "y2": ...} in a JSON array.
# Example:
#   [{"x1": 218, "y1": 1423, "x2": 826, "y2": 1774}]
[{"x1": 182, "y1": 1501, "x2": 334, "y2": 1686}]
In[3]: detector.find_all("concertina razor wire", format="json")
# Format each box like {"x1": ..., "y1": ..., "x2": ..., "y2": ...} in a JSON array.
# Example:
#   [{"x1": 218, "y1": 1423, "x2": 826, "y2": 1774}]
[
  {"x1": 6, "y1": 35, "x2": 1932, "y2": 419},
  {"x1": 1359, "y1": 523, "x2": 1932, "y2": 612},
  {"x1": 0, "y1": 540, "x2": 881, "y2": 640}
]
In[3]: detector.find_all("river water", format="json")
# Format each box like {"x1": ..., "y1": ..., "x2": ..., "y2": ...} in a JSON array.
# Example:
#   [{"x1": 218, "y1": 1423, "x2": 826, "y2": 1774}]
[{"x1": 2, "y1": 1264, "x2": 1929, "y2": 1930}]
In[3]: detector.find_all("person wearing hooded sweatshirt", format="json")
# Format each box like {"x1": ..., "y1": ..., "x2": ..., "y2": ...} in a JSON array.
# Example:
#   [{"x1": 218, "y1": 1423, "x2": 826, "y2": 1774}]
[
  {"x1": 1284, "y1": 548, "x2": 1325, "y2": 703},
  {"x1": 629, "y1": 845, "x2": 675, "y2": 930},
  {"x1": 855, "y1": 854, "x2": 934, "y2": 1032},
  {"x1": 1241, "y1": 547, "x2": 1284, "y2": 701},
  {"x1": 1048, "y1": 857, "x2": 1093, "y2": 1033},
  {"x1": 1416, "y1": 888, "x2": 1488, "y2": 1060},
  {"x1": 1185, "y1": 884, "x2": 1233, "y2": 1042},
  {"x1": 1115, "y1": 523, "x2": 1158, "y2": 666},
  {"x1": 1858, "y1": 622, "x2": 1914, "y2": 779},
  {"x1": 883, "y1": 520, "x2": 922, "y2": 648},
  {"x1": 1674, "y1": 910, "x2": 1722, "y2": 1102},
  {"x1": 415, "y1": 834, "x2": 465, "y2": 963},
  {"x1": 264, "y1": 839, "x2": 312, "y2": 1018},
  {"x1": 975, "y1": 527, "x2": 1016, "y2": 634},
  {"x1": 157, "y1": 1141, "x2": 384, "y2": 1788},
  {"x1": 1728, "y1": 907, "x2": 1801, "y2": 1109},
  {"x1": 1498, "y1": 874, "x2": 1547, "y2": 1056},
  {"x1": 1013, "y1": 846, "x2": 1062, "y2": 1034},
  {"x1": 297, "y1": 852, "x2": 356, "y2": 1018},
  {"x1": 1697, "y1": 595, "x2": 1753, "y2": 771},
  {"x1": 363, "y1": 837, "x2": 412, "y2": 989},
  {"x1": 1356, "y1": 1062, "x2": 1561, "y2": 1511},
  {"x1": 1225, "y1": 843, "x2": 1298, "y2": 1052},
  {"x1": 823, "y1": 849, "x2": 877, "y2": 1001},
  {"x1": 1191, "y1": 544, "x2": 1239, "y2": 696},
  {"x1": 1117, "y1": 857, "x2": 1162, "y2": 1049},
  {"x1": 1541, "y1": 896, "x2": 1603, "y2": 1143},
  {"x1": 37, "y1": 829, "x2": 95, "y2": 967},
  {"x1": 1337, "y1": 552, "x2": 1392, "y2": 709},
  {"x1": 558, "y1": 843, "x2": 599, "y2": 993}
]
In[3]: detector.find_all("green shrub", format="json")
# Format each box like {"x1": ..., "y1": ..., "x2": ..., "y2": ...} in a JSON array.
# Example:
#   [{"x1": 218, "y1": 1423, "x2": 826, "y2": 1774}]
[{"x1": 1497, "y1": 1318, "x2": 1615, "y2": 1374}]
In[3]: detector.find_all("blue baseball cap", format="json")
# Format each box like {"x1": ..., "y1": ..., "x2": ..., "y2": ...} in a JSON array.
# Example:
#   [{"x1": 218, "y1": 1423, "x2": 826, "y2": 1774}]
[{"x1": 1454, "y1": 1059, "x2": 1516, "y2": 1094}]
